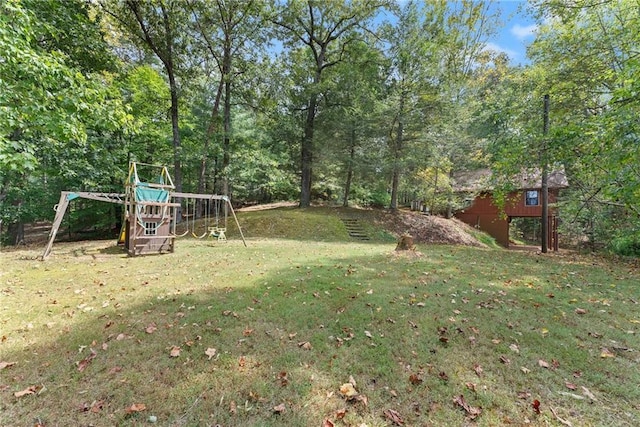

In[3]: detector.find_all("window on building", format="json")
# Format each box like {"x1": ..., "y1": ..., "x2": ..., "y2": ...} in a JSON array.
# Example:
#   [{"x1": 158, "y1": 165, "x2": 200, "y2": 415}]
[
  {"x1": 525, "y1": 190, "x2": 539, "y2": 206},
  {"x1": 144, "y1": 222, "x2": 158, "y2": 235}
]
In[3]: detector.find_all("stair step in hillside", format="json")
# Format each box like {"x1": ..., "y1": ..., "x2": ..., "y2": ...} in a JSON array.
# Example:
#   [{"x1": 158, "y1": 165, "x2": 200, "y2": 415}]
[{"x1": 341, "y1": 218, "x2": 370, "y2": 241}]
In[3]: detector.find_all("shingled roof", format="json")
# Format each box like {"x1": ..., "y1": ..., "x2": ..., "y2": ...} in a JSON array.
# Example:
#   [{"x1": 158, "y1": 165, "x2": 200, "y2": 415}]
[{"x1": 451, "y1": 168, "x2": 569, "y2": 192}]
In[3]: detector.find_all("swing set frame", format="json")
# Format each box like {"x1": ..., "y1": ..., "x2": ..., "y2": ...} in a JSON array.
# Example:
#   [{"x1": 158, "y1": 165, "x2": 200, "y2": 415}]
[
  {"x1": 171, "y1": 192, "x2": 237, "y2": 243},
  {"x1": 41, "y1": 162, "x2": 246, "y2": 259}
]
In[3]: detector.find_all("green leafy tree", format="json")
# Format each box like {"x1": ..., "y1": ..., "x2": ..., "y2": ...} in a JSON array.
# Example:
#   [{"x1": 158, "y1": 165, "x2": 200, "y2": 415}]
[
  {"x1": 272, "y1": 0, "x2": 387, "y2": 207},
  {"x1": 118, "y1": 65, "x2": 172, "y2": 164},
  {"x1": 314, "y1": 37, "x2": 388, "y2": 207},
  {"x1": 381, "y1": 0, "x2": 445, "y2": 210},
  {"x1": 1, "y1": 0, "x2": 126, "y2": 244},
  {"x1": 524, "y1": 0, "x2": 640, "y2": 252},
  {"x1": 101, "y1": 0, "x2": 192, "y2": 192},
  {"x1": 186, "y1": 0, "x2": 269, "y2": 197}
]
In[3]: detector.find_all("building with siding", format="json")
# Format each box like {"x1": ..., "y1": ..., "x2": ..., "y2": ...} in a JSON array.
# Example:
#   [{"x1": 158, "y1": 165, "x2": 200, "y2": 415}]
[{"x1": 452, "y1": 169, "x2": 569, "y2": 250}]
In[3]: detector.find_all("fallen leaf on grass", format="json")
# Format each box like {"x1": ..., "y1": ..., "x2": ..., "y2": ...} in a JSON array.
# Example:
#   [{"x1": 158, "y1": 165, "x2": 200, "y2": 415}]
[
  {"x1": 565, "y1": 382, "x2": 577, "y2": 390},
  {"x1": 81, "y1": 400, "x2": 105, "y2": 413},
  {"x1": 273, "y1": 403, "x2": 286, "y2": 414},
  {"x1": 339, "y1": 382, "x2": 368, "y2": 406},
  {"x1": 169, "y1": 346, "x2": 181, "y2": 357},
  {"x1": 409, "y1": 373, "x2": 423, "y2": 385},
  {"x1": 335, "y1": 408, "x2": 347, "y2": 419},
  {"x1": 125, "y1": 403, "x2": 146, "y2": 414},
  {"x1": 500, "y1": 355, "x2": 511, "y2": 364},
  {"x1": 339, "y1": 383, "x2": 358, "y2": 398},
  {"x1": 145, "y1": 323, "x2": 157, "y2": 334},
  {"x1": 77, "y1": 349, "x2": 97, "y2": 372},
  {"x1": 229, "y1": 400, "x2": 237, "y2": 415},
  {"x1": 600, "y1": 347, "x2": 615, "y2": 358},
  {"x1": 205, "y1": 348, "x2": 217, "y2": 360},
  {"x1": 93, "y1": 400, "x2": 106, "y2": 413},
  {"x1": 298, "y1": 341, "x2": 312, "y2": 350},
  {"x1": 452, "y1": 394, "x2": 481, "y2": 420},
  {"x1": 108, "y1": 366, "x2": 123, "y2": 374},
  {"x1": 277, "y1": 371, "x2": 289, "y2": 387},
  {"x1": 322, "y1": 419, "x2": 335, "y2": 427},
  {"x1": 473, "y1": 364, "x2": 483, "y2": 377},
  {"x1": 532, "y1": 399, "x2": 541, "y2": 414},
  {"x1": 0, "y1": 361, "x2": 16, "y2": 370},
  {"x1": 538, "y1": 359, "x2": 549, "y2": 369},
  {"x1": 575, "y1": 308, "x2": 587, "y2": 315},
  {"x1": 353, "y1": 394, "x2": 368, "y2": 406},
  {"x1": 384, "y1": 408, "x2": 404, "y2": 425},
  {"x1": 509, "y1": 343, "x2": 520, "y2": 353},
  {"x1": 14, "y1": 385, "x2": 40, "y2": 398}
]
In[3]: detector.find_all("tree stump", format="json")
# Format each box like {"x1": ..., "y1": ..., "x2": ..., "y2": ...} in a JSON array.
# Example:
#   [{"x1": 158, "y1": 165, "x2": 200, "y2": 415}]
[{"x1": 395, "y1": 233, "x2": 415, "y2": 251}]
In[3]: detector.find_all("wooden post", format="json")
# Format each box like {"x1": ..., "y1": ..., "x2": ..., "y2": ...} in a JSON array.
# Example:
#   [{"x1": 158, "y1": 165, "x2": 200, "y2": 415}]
[
  {"x1": 541, "y1": 94, "x2": 549, "y2": 253},
  {"x1": 42, "y1": 192, "x2": 71, "y2": 259}
]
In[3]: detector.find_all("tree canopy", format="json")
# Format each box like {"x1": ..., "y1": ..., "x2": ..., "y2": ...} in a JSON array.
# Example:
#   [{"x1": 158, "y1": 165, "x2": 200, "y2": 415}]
[{"x1": 1, "y1": 0, "x2": 638, "y2": 255}]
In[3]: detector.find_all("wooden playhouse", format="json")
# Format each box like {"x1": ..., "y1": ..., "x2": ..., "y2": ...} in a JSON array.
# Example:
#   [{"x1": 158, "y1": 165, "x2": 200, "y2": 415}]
[{"x1": 122, "y1": 162, "x2": 180, "y2": 255}]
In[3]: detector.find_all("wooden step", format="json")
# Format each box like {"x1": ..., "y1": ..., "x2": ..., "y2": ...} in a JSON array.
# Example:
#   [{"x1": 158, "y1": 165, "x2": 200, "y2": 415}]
[{"x1": 340, "y1": 218, "x2": 370, "y2": 241}]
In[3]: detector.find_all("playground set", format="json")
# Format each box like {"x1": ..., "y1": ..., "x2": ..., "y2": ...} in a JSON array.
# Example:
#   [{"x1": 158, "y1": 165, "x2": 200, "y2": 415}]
[{"x1": 41, "y1": 162, "x2": 245, "y2": 259}]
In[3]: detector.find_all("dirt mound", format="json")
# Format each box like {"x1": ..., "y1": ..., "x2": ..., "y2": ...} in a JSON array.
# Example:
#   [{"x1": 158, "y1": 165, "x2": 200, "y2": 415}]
[{"x1": 374, "y1": 210, "x2": 485, "y2": 247}]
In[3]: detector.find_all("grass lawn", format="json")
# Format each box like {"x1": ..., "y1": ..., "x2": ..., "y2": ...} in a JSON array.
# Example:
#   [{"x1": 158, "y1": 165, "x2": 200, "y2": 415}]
[{"x1": 1, "y1": 207, "x2": 639, "y2": 426}]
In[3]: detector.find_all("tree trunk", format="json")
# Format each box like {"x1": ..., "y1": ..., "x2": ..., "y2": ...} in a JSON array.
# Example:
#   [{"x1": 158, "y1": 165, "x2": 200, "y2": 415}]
[
  {"x1": 445, "y1": 170, "x2": 453, "y2": 219},
  {"x1": 432, "y1": 167, "x2": 439, "y2": 213},
  {"x1": 300, "y1": 94, "x2": 317, "y2": 208},
  {"x1": 343, "y1": 130, "x2": 356, "y2": 207},
  {"x1": 168, "y1": 71, "x2": 182, "y2": 193},
  {"x1": 7, "y1": 222, "x2": 25, "y2": 246},
  {"x1": 198, "y1": 78, "x2": 224, "y2": 195},
  {"x1": 7, "y1": 198, "x2": 25, "y2": 246},
  {"x1": 541, "y1": 94, "x2": 550, "y2": 253},
  {"x1": 222, "y1": 46, "x2": 231, "y2": 198},
  {"x1": 390, "y1": 96, "x2": 405, "y2": 211}
]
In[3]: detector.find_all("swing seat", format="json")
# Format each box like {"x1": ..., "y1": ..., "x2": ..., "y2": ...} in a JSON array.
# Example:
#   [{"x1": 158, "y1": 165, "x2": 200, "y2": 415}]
[{"x1": 208, "y1": 227, "x2": 227, "y2": 242}]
